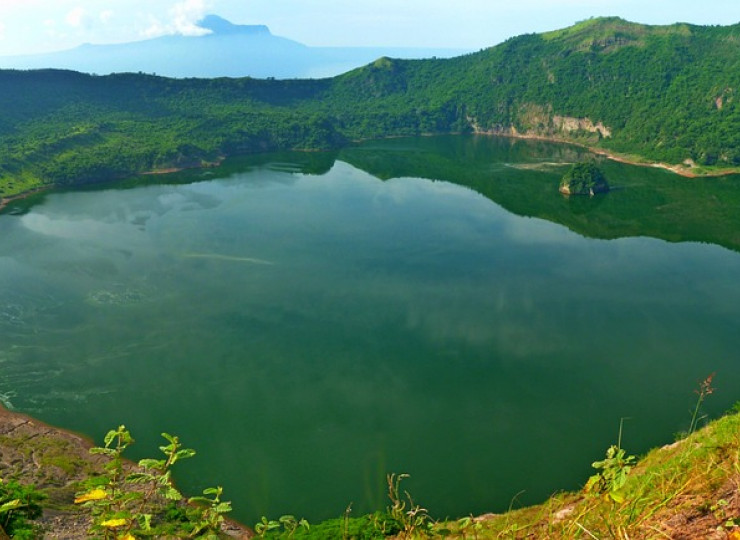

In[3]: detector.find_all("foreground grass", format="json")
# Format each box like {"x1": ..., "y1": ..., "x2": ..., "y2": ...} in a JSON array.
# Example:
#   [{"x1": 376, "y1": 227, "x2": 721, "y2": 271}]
[
  {"x1": 256, "y1": 406, "x2": 740, "y2": 539},
  {"x1": 438, "y1": 408, "x2": 740, "y2": 539},
  {"x1": 2, "y1": 398, "x2": 739, "y2": 538},
  {"x1": 452, "y1": 412, "x2": 739, "y2": 540}
]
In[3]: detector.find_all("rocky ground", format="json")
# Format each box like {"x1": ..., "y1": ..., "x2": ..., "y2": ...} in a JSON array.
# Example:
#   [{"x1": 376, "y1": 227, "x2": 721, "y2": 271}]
[
  {"x1": 2, "y1": 402, "x2": 738, "y2": 539},
  {"x1": 0, "y1": 406, "x2": 252, "y2": 538}
]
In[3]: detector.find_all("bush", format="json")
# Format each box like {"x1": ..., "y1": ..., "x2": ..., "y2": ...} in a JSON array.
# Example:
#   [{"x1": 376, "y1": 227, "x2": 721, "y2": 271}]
[{"x1": 559, "y1": 162, "x2": 609, "y2": 195}]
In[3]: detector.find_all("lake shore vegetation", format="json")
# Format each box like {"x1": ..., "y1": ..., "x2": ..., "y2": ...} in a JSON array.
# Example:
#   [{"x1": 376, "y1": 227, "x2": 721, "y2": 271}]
[
  {"x1": 2, "y1": 17, "x2": 740, "y2": 202},
  {"x1": 1, "y1": 375, "x2": 738, "y2": 538}
]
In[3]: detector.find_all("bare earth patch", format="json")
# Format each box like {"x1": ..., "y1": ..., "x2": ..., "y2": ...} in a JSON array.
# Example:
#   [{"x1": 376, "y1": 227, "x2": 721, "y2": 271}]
[{"x1": 0, "y1": 405, "x2": 252, "y2": 538}]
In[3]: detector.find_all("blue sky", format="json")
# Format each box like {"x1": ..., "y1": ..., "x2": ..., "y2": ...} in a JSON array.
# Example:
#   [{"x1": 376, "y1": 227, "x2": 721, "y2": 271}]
[{"x1": 0, "y1": 0, "x2": 739, "y2": 56}]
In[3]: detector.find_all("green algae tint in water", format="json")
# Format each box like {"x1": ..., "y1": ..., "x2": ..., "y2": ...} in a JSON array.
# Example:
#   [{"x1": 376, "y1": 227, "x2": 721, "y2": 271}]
[{"x1": 1, "y1": 136, "x2": 740, "y2": 525}]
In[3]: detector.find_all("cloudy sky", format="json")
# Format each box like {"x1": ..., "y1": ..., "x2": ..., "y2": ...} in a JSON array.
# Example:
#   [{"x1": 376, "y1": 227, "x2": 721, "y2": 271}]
[{"x1": 0, "y1": 0, "x2": 738, "y2": 56}]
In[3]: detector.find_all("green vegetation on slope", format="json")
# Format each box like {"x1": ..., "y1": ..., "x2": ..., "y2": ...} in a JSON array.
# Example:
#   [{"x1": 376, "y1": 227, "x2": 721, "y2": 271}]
[
  {"x1": 4, "y1": 379, "x2": 739, "y2": 538},
  {"x1": 1, "y1": 17, "x2": 740, "y2": 198}
]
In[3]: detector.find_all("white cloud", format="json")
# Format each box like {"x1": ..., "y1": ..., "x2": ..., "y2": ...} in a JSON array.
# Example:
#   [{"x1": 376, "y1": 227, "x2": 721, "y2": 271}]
[
  {"x1": 100, "y1": 10, "x2": 114, "y2": 24},
  {"x1": 43, "y1": 18, "x2": 60, "y2": 39},
  {"x1": 0, "y1": 22, "x2": 5, "y2": 40},
  {"x1": 65, "y1": 6, "x2": 89, "y2": 28},
  {"x1": 0, "y1": 0, "x2": 737, "y2": 56},
  {"x1": 139, "y1": 0, "x2": 212, "y2": 39},
  {"x1": 140, "y1": 15, "x2": 167, "y2": 39},
  {"x1": 170, "y1": 0, "x2": 211, "y2": 36}
]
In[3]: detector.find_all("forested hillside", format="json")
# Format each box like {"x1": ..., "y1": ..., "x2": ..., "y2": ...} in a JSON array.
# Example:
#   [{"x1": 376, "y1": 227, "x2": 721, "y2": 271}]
[{"x1": 1, "y1": 17, "x2": 739, "y2": 198}]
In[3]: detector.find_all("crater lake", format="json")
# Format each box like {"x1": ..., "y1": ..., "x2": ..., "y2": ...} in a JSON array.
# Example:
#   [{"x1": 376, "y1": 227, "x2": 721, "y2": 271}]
[{"x1": 1, "y1": 135, "x2": 739, "y2": 525}]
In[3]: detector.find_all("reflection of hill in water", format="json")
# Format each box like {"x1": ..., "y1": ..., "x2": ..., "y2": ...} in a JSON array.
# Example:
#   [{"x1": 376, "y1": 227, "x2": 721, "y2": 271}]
[
  {"x1": 338, "y1": 136, "x2": 740, "y2": 253},
  {"x1": 6, "y1": 135, "x2": 740, "y2": 252}
]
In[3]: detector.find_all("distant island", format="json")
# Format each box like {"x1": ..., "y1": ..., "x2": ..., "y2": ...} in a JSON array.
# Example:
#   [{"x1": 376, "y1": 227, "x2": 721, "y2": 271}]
[
  {"x1": 2, "y1": 16, "x2": 740, "y2": 201},
  {"x1": 559, "y1": 162, "x2": 609, "y2": 195}
]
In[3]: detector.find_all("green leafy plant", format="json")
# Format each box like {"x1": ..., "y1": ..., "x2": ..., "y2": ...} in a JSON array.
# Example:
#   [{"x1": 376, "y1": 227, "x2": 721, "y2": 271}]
[
  {"x1": 386, "y1": 473, "x2": 433, "y2": 538},
  {"x1": 255, "y1": 516, "x2": 281, "y2": 536},
  {"x1": 456, "y1": 515, "x2": 484, "y2": 539},
  {"x1": 254, "y1": 514, "x2": 310, "y2": 537},
  {"x1": 281, "y1": 514, "x2": 310, "y2": 536},
  {"x1": 585, "y1": 444, "x2": 636, "y2": 503},
  {"x1": 0, "y1": 478, "x2": 45, "y2": 539},
  {"x1": 74, "y1": 425, "x2": 231, "y2": 539},
  {"x1": 187, "y1": 486, "x2": 233, "y2": 537},
  {"x1": 584, "y1": 420, "x2": 636, "y2": 503}
]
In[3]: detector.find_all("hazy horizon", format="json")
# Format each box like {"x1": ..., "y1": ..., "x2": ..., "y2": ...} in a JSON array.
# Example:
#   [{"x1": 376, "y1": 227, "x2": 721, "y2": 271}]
[{"x1": 0, "y1": 0, "x2": 738, "y2": 57}]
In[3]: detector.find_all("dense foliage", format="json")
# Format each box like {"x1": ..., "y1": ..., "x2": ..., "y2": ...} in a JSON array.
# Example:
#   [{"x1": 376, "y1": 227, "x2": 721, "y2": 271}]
[
  {"x1": 559, "y1": 162, "x2": 609, "y2": 195},
  {"x1": 75, "y1": 426, "x2": 231, "y2": 538},
  {"x1": 0, "y1": 479, "x2": 44, "y2": 538},
  {"x1": 1, "y1": 17, "x2": 740, "y2": 197}
]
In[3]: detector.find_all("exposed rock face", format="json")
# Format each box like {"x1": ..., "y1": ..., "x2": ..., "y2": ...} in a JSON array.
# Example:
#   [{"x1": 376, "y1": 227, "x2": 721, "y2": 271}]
[
  {"x1": 468, "y1": 103, "x2": 612, "y2": 142},
  {"x1": 0, "y1": 407, "x2": 99, "y2": 538},
  {"x1": 713, "y1": 87, "x2": 735, "y2": 110},
  {"x1": 552, "y1": 115, "x2": 612, "y2": 138}
]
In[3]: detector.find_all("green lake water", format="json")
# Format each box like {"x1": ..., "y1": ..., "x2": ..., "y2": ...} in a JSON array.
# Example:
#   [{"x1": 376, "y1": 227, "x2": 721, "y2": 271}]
[{"x1": 1, "y1": 135, "x2": 740, "y2": 525}]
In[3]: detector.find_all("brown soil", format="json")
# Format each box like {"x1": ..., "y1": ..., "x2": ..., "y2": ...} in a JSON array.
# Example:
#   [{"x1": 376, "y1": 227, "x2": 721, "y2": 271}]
[
  {"x1": 491, "y1": 131, "x2": 740, "y2": 178},
  {"x1": 0, "y1": 405, "x2": 252, "y2": 538},
  {"x1": 2, "y1": 401, "x2": 738, "y2": 539}
]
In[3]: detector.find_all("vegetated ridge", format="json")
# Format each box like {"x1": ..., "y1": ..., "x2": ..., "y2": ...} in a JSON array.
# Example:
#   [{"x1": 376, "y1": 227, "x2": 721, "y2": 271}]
[{"x1": 1, "y1": 16, "x2": 740, "y2": 200}]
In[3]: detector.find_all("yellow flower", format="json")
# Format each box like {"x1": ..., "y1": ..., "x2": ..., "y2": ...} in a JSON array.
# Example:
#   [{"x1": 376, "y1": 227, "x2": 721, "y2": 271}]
[
  {"x1": 74, "y1": 488, "x2": 107, "y2": 503},
  {"x1": 100, "y1": 518, "x2": 128, "y2": 528},
  {"x1": 118, "y1": 535, "x2": 136, "y2": 540}
]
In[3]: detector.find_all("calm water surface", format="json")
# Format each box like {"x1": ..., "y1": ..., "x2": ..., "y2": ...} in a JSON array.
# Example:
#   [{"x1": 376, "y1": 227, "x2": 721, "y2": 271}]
[{"x1": 1, "y1": 137, "x2": 739, "y2": 524}]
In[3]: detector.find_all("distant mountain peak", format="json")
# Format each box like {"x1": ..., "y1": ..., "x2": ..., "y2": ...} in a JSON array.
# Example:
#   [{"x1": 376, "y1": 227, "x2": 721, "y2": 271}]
[{"x1": 197, "y1": 15, "x2": 271, "y2": 36}]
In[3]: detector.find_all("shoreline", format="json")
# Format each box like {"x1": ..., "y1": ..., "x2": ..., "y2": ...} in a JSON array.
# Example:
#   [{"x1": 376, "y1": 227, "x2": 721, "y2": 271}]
[
  {"x1": 590, "y1": 147, "x2": 740, "y2": 178},
  {"x1": 0, "y1": 400, "x2": 97, "y2": 447},
  {"x1": 0, "y1": 185, "x2": 54, "y2": 212},
  {"x1": 477, "y1": 130, "x2": 740, "y2": 178},
  {"x1": 0, "y1": 402, "x2": 252, "y2": 538},
  {"x1": 140, "y1": 157, "x2": 225, "y2": 177},
  {"x1": 2, "y1": 135, "x2": 739, "y2": 213},
  {"x1": 0, "y1": 158, "x2": 225, "y2": 213}
]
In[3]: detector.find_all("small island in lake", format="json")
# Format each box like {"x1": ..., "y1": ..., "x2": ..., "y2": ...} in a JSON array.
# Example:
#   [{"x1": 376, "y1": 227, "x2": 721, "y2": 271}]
[{"x1": 559, "y1": 162, "x2": 610, "y2": 196}]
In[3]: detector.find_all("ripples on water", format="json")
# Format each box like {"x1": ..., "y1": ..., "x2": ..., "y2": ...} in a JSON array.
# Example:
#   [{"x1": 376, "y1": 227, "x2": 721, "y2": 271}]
[{"x1": 1, "y1": 137, "x2": 740, "y2": 525}]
